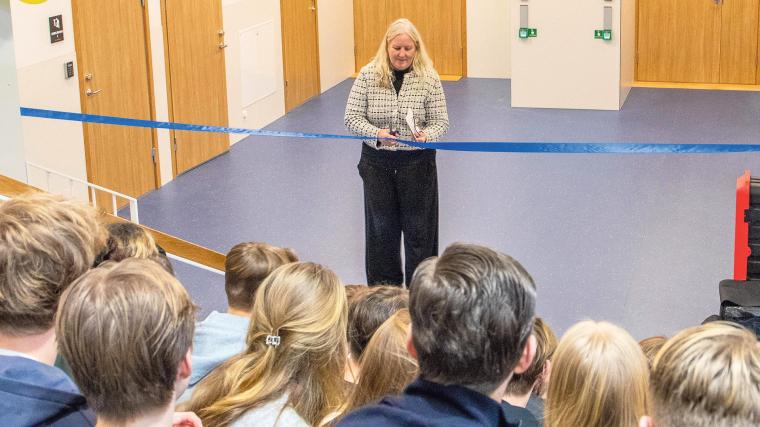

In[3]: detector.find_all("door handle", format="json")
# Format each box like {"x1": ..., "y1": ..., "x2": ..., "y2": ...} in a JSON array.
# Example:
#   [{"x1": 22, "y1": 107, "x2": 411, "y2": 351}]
[
  {"x1": 219, "y1": 43, "x2": 228, "y2": 49},
  {"x1": 85, "y1": 88, "x2": 102, "y2": 96}
]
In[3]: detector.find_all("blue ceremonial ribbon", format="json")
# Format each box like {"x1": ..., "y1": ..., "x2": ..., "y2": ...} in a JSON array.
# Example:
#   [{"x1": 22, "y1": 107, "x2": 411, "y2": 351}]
[{"x1": 19, "y1": 107, "x2": 760, "y2": 154}]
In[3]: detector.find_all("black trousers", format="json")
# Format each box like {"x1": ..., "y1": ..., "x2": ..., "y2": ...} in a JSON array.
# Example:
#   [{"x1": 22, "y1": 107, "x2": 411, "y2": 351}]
[{"x1": 358, "y1": 144, "x2": 438, "y2": 286}]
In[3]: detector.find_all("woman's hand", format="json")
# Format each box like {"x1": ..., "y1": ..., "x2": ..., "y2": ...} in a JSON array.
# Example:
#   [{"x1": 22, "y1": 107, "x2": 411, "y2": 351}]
[
  {"x1": 413, "y1": 131, "x2": 427, "y2": 142},
  {"x1": 377, "y1": 129, "x2": 398, "y2": 147}
]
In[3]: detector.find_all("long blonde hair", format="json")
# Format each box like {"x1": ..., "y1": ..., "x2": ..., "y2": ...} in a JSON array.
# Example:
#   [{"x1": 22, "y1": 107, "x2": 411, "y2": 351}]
[
  {"x1": 371, "y1": 18, "x2": 435, "y2": 89},
  {"x1": 186, "y1": 262, "x2": 348, "y2": 426},
  {"x1": 344, "y1": 309, "x2": 417, "y2": 413},
  {"x1": 546, "y1": 321, "x2": 649, "y2": 427}
]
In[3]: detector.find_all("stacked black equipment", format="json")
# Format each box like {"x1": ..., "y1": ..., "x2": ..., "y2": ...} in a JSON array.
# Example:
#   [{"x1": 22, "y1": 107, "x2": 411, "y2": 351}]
[{"x1": 719, "y1": 171, "x2": 760, "y2": 338}]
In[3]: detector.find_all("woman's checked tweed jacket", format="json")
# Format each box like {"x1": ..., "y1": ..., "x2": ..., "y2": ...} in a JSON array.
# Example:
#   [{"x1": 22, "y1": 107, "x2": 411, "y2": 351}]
[{"x1": 344, "y1": 64, "x2": 449, "y2": 150}]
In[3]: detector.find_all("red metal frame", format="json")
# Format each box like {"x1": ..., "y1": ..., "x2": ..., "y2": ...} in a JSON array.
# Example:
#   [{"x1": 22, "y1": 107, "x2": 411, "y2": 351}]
[{"x1": 734, "y1": 171, "x2": 751, "y2": 280}]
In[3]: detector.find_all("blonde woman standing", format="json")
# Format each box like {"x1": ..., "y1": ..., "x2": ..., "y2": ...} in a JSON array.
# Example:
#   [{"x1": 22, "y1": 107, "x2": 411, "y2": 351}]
[
  {"x1": 546, "y1": 321, "x2": 650, "y2": 427},
  {"x1": 345, "y1": 18, "x2": 449, "y2": 287},
  {"x1": 185, "y1": 262, "x2": 348, "y2": 427}
]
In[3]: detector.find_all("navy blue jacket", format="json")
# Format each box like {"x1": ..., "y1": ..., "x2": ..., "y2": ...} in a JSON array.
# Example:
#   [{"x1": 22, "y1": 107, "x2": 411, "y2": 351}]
[
  {"x1": 0, "y1": 355, "x2": 95, "y2": 426},
  {"x1": 501, "y1": 401, "x2": 539, "y2": 427},
  {"x1": 338, "y1": 378, "x2": 519, "y2": 427},
  {"x1": 525, "y1": 395, "x2": 545, "y2": 427}
]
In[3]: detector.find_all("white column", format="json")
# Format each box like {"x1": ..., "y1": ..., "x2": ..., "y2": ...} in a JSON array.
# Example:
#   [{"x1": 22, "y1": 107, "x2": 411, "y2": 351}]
[
  {"x1": 510, "y1": 0, "x2": 636, "y2": 111},
  {"x1": 0, "y1": 0, "x2": 27, "y2": 182}
]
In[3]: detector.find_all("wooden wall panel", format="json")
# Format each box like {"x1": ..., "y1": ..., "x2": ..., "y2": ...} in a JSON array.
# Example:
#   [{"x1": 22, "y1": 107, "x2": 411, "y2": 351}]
[
  {"x1": 637, "y1": 0, "x2": 721, "y2": 83},
  {"x1": 353, "y1": 0, "x2": 390, "y2": 69},
  {"x1": 353, "y1": 0, "x2": 465, "y2": 76},
  {"x1": 720, "y1": 0, "x2": 759, "y2": 84},
  {"x1": 637, "y1": 0, "x2": 760, "y2": 85}
]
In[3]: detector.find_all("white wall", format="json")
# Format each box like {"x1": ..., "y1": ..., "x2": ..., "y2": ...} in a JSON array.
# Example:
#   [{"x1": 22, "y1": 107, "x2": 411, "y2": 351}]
[
  {"x1": 317, "y1": 0, "x2": 354, "y2": 91},
  {"x1": 467, "y1": 0, "x2": 511, "y2": 78},
  {"x1": 1, "y1": 0, "x2": 26, "y2": 182},
  {"x1": 10, "y1": 0, "x2": 88, "y2": 197},
  {"x1": 223, "y1": 0, "x2": 285, "y2": 144}
]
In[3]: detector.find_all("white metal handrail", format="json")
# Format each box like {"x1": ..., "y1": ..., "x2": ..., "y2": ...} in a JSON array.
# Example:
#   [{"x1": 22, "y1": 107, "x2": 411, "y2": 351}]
[
  {"x1": 25, "y1": 162, "x2": 139, "y2": 223},
  {"x1": 166, "y1": 253, "x2": 225, "y2": 275}
]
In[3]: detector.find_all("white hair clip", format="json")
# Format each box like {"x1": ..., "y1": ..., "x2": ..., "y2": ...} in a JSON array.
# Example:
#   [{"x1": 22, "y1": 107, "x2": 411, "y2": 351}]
[{"x1": 265, "y1": 334, "x2": 281, "y2": 347}]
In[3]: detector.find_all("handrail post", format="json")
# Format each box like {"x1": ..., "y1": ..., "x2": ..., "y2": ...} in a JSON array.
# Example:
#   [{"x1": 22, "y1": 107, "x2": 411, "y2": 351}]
[
  {"x1": 26, "y1": 161, "x2": 139, "y2": 223},
  {"x1": 130, "y1": 200, "x2": 139, "y2": 224}
]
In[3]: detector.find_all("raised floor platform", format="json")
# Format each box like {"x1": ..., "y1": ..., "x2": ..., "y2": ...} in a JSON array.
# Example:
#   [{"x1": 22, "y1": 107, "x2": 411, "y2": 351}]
[{"x1": 138, "y1": 77, "x2": 760, "y2": 338}]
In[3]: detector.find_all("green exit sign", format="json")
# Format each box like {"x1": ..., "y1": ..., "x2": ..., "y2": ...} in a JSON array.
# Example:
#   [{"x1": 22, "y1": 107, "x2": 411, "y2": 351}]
[
  {"x1": 595, "y1": 29, "x2": 612, "y2": 40},
  {"x1": 519, "y1": 27, "x2": 528, "y2": 38},
  {"x1": 519, "y1": 27, "x2": 538, "y2": 39}
]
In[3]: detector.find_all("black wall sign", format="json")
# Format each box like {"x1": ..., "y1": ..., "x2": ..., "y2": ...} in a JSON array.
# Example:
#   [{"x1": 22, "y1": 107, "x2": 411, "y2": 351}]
[{"x1": 49, "y1": 15, "x2": 63, "y2": 43}]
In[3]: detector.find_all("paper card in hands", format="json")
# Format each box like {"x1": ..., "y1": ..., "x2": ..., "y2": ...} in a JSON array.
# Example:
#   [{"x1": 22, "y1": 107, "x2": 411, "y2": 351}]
[{"x1": 405, "y1": 108, "x2": 419, "y2": 135}]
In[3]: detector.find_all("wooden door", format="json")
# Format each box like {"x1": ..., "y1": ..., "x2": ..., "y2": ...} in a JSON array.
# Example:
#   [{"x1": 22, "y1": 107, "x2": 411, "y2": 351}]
[
  {"x1": 720, "y1": 0, "x2": 759, "y2": 84},
  {"x1": 353, "y1": 0, "x2": 466, "y2": 76},
  {"x1": 637, "y1": 0, "x2": 721, "y2": 83},
  {"x1": 637, "y1": 0, "x2": 759, "y2": 84},
  {"x1": 163, "y1": 0, "x2": 230, "y2": 175},
  {"x1": 72, "y1": 0, "x2": 158, "y2": 211},
  {"x1": 281, "y1": 0, "x2": 321, "y2": 112},
  {"x1": 388, "y1": 0, "x2": 465, "y2": 76}
]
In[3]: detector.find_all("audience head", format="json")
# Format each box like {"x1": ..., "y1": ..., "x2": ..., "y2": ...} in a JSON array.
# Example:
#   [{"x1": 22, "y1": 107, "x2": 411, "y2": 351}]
[
  {"x1": 348, "y1": 285, "x2": 409, "y2": 359},
  {"x1": 0, "y1": 192, "x2": 106, "y2": 335},
  {"x1": 55, "y1": 258, "x2": 196, "y2": 422},
  {"x1": 344, "y1": 284, "x2": 369, "y2": 306},
  {"x1": 189, "y1": 262, "x2": 347, "y2": 426},
  {"x1": 149, "y1": 252, "x2": 175, "y2": 276},
  {"x1": 638, "y1": 335, "x2": 667, "y2": 371},
  {"x1": 99, "y1": 222, "x2": 157, "y2": 260},
  {"x1": 95, "y1": 222, "x2": 175, "y2": 274},
  {"x1": 642, "y1": 321, "x2": 760, "y2": 427},
  {"x1": 546, "y1": 320, "x2": 649, "y2": 427},
  {"x1": 409, "y1": 242, "x2": 537, "y2": 395},
  {"x1": 346, "y1": 308, "x2": 417, "y2": 412},
  {"x1": 506, "y1": 316, "x2": 557, "y2": 397},
  {"x1": 224, "y1": 241, "x2": 298, "y2": 313}
]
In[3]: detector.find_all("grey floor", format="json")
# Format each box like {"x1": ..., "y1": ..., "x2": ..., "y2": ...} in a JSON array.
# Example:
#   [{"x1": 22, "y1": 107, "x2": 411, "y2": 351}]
[{"x1": 149, "y1": 78, "x2": 760, "y2": 339}]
